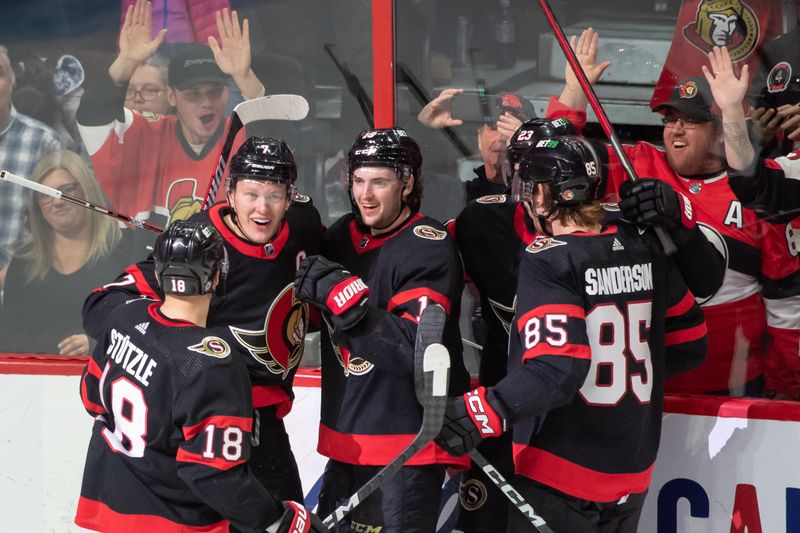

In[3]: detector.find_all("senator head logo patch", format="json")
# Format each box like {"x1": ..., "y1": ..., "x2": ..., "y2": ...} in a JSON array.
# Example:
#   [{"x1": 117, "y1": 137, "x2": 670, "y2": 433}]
[
  {"x1": 525, "y1": 235, "x2": 567, "y2": 254},
  {"x1": 413, "y1": 225, "x2": 447, "y2": 241},
  {"x1": 188, "y1": 336, "x2": 231, "y2": 358}
]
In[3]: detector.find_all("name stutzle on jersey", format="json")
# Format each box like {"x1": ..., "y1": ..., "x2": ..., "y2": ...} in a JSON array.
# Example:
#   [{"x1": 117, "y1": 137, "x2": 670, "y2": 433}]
[
  {"x1": 106, "y1": 328, "x2": 158, "y2": 386},
  {"x1": 585, "y1": 263, "x2": 653, "y2": 296}
]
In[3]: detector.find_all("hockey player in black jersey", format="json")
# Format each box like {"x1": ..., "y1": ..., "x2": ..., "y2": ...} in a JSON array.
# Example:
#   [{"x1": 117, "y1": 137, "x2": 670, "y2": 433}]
[
  {"x1": 76, "y1": 220, "x2": 326, "y2": 533},
  {"x1": 437, "y1": 137, "x2": 707, "y2": 532},
  {"x1": 293, "y1": 128, "x2": 471, "y2": 532},
  {"x1": 83, "y1": 137, "x2": 322, "y2": 506}
]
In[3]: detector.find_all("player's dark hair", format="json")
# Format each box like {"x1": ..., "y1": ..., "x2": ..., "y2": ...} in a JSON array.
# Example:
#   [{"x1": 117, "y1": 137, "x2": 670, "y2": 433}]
[{"x1": 154, "y1": 221, "x2": 226, "y2": 296}]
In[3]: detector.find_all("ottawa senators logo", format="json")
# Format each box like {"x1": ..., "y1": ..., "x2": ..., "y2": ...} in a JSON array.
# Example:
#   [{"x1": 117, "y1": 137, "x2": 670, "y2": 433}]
[
  {"x1": 682, "y1": 0, "x2": 760, "y2": 62},
  {"x1": 323, "y1": 318, "x2": 374, "y2": 376},
  {"x1": 413, "y1": 225, "x2": 447, "y2": 241},
  {"x1": 162, "y1": 178, "x2": 202, "y2": 224},
  {"x1": 525, "y1": 235, "x2": 567, "y2": 254},
  {"x1": 488, "y1": 296, "x2": 516, "y2": 335},
  {"x1": 188, "y1": 336, "x2": 231, "y2": 358},
  {"x1": 476, "y1": 194, "x2": 507, "y2": 204},
  {"x1": 229, "y1": 283, "x2": 309, "y2": 378}
]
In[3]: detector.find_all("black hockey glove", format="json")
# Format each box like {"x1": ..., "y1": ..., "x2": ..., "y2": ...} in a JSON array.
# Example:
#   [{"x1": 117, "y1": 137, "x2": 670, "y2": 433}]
[
  {"x1": 266, "y1": 501, "x2": 328, "y2": 533},
  {"x1": 435, "y1": 387, "x2": 509, "y2": 457},
  {"x1": 619, "y1": 178, "x2": 696, "y2": 240},
  {"x1": 294, "y1": 255, "x2": 370, "y2": 330}
]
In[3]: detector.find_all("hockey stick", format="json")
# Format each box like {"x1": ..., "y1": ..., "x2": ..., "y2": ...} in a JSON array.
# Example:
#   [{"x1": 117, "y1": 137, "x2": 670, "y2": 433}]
[
  {"x1": 469, "y1": 449, "x2": 553, "y2": 533},
  {"x1": 200, "y1": 94, "x2": 310, "y2": 210},
  {"x1": 0, "y1": 170, "x2": 163, "y2": 233},
  {"x1": 536, "y1": 0, "x2": 676, "y2": 256},
  {"x1": 322, "y1": 304, "x2": 450, "y2": 529}
]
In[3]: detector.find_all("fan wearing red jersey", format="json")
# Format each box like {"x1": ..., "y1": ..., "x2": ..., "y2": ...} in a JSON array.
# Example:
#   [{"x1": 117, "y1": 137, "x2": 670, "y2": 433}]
[
  {"x1": 545, "y1": 29, "x2": 800, "y2": 399},
  {"x1": 76, "y1": 220, "x2": 326, "y2": 533},
  {"x1": 437, "y1": 137, "x2": 707, "y2": 532},
  {"x1": 294, "y1": 128, "x2": 471, "y2": 532},
  {"x1": 83, "y1": 137, "x2": 323, "y2": 512}
]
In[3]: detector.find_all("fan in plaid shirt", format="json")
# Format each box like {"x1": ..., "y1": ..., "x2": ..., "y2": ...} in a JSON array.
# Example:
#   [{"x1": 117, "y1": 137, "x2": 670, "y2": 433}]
[{"x1": 0, "y1": 45, "x2": 63, "y2": 272}]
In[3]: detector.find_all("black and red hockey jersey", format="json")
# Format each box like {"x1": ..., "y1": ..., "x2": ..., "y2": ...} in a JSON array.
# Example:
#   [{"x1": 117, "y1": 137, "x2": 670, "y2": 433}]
[
  {"x1": 728, "y1": 151, "x2": 800, "y2": 223},
  {"x1": 448, "y1": 195, "x2": 535, "y2": 388},
  {"x1": 318, "y1": 213, "x2": 470, "y2": 467},
  {"x1": 547, "y1": 98, "x2": 800, "y2": 397},
  {"x1": 76, "y1": 298, "x2": 280, "y2": 532},
  {"x1": 494, "y1": 223, "x2": 707, "y2": 502},
  {"x1": 83, "y1": 199, "x2": 323, "y2": 414}
]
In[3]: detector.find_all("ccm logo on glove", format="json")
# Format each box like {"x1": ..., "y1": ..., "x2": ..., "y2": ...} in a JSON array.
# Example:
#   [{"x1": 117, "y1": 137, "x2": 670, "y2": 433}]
[
  {"x1": 466, "y1": 388, "x2": 503, "y2": 436},
  {"x1": 327, "y1": 277, "x2": 369, "y2": 315}
]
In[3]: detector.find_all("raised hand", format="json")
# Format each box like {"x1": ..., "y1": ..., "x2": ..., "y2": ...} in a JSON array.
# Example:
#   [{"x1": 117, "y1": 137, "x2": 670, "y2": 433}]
[
  {"x1": 208, "y1": 9, "x2": 251, "y2": 80},
  {"x1": 702, "y1": 46, "x2": 749, "y2": 113},
  {"x1": 564, "y1": 28, "x2": 612, "y2": 93},
  {"x1": 418, "y1": 88, "x2": 464, "y2": 129},
  {"x1": 118, "y1": 0, "x2": 166, "y2": 66}
]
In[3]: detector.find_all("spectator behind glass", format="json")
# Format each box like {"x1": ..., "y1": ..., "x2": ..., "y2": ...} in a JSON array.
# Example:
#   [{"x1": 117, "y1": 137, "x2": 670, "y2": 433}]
[
  {"x1": 0, "y1": 44, "x2": 62, "y2": 284},
  {"x1": 124, "y1": 53, "x2": 171, "y2": 115},
  {"x1": 0, "y1": 150, "x2": 130, "y2": 355}
]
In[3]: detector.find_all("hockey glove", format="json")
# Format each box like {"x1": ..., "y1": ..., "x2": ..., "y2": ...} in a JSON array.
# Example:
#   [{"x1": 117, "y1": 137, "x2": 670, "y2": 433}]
[
  {"x1": 266, "y1": 501, "x2": 328, "y2": 533},
  {"x1": 619, "y1": 178, "x2": 696, "y2": 238},
  {"x1": 294, "y1": 255, "x2": 370, "y2": 330},
  {"x1": 435, "y1": 387, "x2": 509, "y2": 457}
]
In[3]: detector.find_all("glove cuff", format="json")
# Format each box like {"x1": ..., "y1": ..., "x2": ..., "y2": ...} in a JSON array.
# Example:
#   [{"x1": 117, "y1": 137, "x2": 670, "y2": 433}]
[
  {"x1": 675, "y1": 192, "x2": 696, "y2": 230},
  {"x1": 326, "y1": 276, "x2": 369, "y2": 316},
  {"x1": 464, "y1": 386, "x2": 508, "y2": 438}
]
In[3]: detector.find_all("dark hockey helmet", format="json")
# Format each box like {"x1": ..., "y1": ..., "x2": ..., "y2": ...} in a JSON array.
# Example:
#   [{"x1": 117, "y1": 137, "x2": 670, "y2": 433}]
[
  {"x1": 504, "y1": 117, "x2": 578, "y2": 185},
  {"x1": 228, "y1": 136, "x2": 297, "y2": 188},
  {"x1": 752, "y1": 63, "x2": 800, "y2": 109},
  {"x1": 346, "y1": 128, "x2": 424, "y2": 213},
  {"x1": 154, "y1": 220, "x2": 226, "y2": 296},
  {"x1": 512, "y1": 135, "x2": 600, "y2": 206}
]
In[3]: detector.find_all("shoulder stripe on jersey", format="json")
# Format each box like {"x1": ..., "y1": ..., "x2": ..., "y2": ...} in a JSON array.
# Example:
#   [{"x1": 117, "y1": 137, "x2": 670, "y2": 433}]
[
  {"x1": 182, "y1": 415, "x2": 253, "y2": 441},
  {"x1": 118, "y1": 264, "x2": 159, "y2": 299},
  {"x1": 512, "y1": 443, "x2": 654, "y2": 502},
  {"x1": 666, "y1": 291, "x2": 695, "y2": 317},
  {"x1": 665, "y1": 323, "x2": 707, "y2": 346},
  {"x1": 86, "y1": 357, "x2": 103, "y2": 379},
  {"x1": 80, "y1": 378, "x2": 105, "y2": 416},
  {"x1": 387, "y1": 287, "x2": 452, "y2": 315},
  {"x1": 522, "y1": 343, "x2": 591, "y2": 362},
  {"x1": 517, "y1": 304, "x2": 585, "y2": 332},
  {"x1": 75, "y1": 496, "x2": 229, "y2": 533}
]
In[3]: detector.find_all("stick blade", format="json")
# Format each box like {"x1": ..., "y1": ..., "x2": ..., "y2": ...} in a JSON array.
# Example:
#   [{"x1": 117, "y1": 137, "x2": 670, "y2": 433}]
[{"x1": 234, "y1": 94, "x2": 309, "y2": 123}]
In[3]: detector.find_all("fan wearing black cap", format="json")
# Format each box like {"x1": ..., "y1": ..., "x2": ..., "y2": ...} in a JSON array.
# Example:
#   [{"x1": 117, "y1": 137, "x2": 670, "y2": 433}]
[
  {"x1": 418, "y1": 87, "x2": 536, "y2": 203},
  {"x1": 293, "y1": 128, "x2": 471, "y2": 532},
  {"x1": 83, "y1": 137, "x2": 324, "y2": 514},
  {"x1": 77, "y1": 0, "x2": 266, "y2": 236},
  {"x1": 545, "y1": 28, "x2": 800, "y2": 400}
]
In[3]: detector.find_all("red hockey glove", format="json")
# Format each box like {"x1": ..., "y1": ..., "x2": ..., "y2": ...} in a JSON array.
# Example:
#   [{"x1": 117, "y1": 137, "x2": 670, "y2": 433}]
[
  {"x1": 266, "y1": 501, "x2": 328, "y2": 533},
  {"x1": 619, "y1": 178, "x2": 696, "y2": 235},
  {"x1": 435, "y1": 387, "x2": 509, "y2": 457},
  {"x1": 294, "y1": 255, "x2": 369, "y2": 330}
]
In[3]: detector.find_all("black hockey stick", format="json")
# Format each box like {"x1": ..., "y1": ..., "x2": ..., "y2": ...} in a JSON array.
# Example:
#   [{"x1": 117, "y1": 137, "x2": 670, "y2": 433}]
[
  {"x1": 0, "y1": 170, "x2": 164, "y2": 233},
  {"x1": 469, "y1": 449, "x2": 553, "y2": 533},
  {"x1": 324, "y1": 43, "x2": 374, "y2": 128},
  {"x1": 201, "y1": 94, "x2": 310, "y2": 210},
  {"x1": 322, "y1": 304, "x2": 450, "y2": 529}
]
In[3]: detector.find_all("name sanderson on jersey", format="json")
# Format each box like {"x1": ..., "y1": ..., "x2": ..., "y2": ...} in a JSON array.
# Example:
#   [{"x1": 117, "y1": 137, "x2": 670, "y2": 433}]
[{"x1": 585, "y1": 262, "x2": 653, "y2": 296}]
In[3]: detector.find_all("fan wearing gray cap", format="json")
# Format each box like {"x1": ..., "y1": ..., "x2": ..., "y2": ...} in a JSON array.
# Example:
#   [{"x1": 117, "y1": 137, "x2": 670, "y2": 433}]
[
  {"x1": 545, "y1": 28, "x2": 800, "y2": 401},
  {"x1": 77, "y1": 0, "x2": 266, "y2": 234}
]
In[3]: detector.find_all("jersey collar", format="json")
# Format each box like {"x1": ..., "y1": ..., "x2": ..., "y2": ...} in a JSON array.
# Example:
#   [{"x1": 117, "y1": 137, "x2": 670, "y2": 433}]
[
  {"x1": 148, "y1": 302, "x2": 197, "y2": 327},
  {"x1": 348, "y1": 213, "x2": 424, "y2": 253},
  {"x1": 513, "y1": 203, "x2": 538, "y2": 243},
  {"x1": 210, "y1": 203, "x2": 290, "y2": 259}
]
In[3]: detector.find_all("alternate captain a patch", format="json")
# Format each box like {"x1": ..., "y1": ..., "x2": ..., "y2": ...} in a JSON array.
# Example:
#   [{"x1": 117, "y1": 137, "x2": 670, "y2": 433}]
[{"x1": 525, "y1": 235, "x2": 566, "y2": 254}]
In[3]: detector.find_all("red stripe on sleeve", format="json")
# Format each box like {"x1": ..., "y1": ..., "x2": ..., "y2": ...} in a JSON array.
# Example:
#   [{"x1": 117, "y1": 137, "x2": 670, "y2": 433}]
[
  {"x1": 387, "y1": 288, "x2": 451, "y2": 315},
  {"x1": 665, "y1": 323, "x2": 707, "y2": 346},
  {"x1": 86, "y1": 357, "x2": 103, "y2": 379},
  {"x1": 522, "y1": 343, "x2": 591, "y2": 362},
  {"x1": 80, "y1": 376, "x2": 105, "y2": 415},
  {"x1": 516, "y1": 304, "x2": 585, "y2": 332},
  {"x1": 175, "y1": 449, "x2": 246, "y2": 471},
  {"x1": 182, "y1": 415, "x2": 253, "y2": 441},
  {"x1": 666, "y1": 291, "x2": 695, "y2": 318}
]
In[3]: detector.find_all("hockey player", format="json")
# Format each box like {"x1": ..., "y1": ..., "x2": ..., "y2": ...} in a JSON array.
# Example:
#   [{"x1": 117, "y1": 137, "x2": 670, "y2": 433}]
[
  {"x1": 83, "y1": 136, "x2": 322, "y2": 504},
  {"x1": 293, "y1": 128, "x2": 470, "y2": 532},
  {"x1": 436, "y1": 137, "x2": 707, "y2": 532},
  {"x1": 545, "y1": 28, "x2": 800, "y2": 398},
  {"x1": 76, "y1": 220, "x2": 326, "y2": 532},
  {"x1": 448, "y1": 116, "x2": 721, "y2": 533}
]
